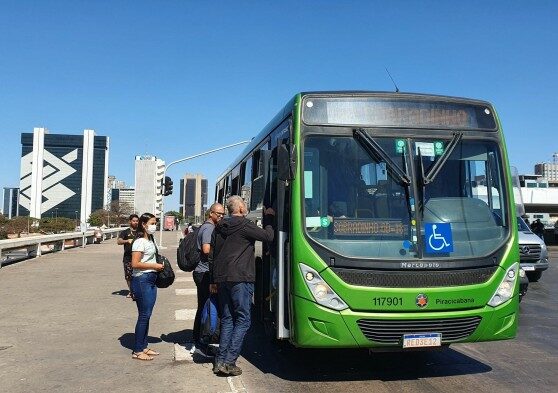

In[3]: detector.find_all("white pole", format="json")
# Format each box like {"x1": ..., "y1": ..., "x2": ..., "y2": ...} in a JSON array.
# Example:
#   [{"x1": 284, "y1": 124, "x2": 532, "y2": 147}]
[{"x1": 158, "y1": 139, "x2": 251, "y2": 248}]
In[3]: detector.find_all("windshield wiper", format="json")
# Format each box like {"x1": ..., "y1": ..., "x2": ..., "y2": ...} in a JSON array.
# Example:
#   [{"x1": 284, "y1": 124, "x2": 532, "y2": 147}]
[
  {"x1": 353, "y1": 129, "x2": 411, "y2": 186},
  {"x1": 416, "y1": 146, "x2": 426, "y2": 215},
  {"x1": 422, "y1": 132, "x2": 463, "y2": 185}
]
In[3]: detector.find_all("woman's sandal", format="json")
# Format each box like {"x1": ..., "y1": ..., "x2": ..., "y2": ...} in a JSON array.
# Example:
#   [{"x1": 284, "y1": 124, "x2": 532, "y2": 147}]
[
  {"x1": 132, "y1": 352, "x2": 153, "y2": 361},
  {"x1": 143, "y1": 348, "x2": 160, "y2": 356}
]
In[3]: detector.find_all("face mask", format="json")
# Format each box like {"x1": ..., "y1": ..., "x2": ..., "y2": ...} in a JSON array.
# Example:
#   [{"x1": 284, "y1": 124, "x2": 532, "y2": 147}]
[{"x1": 146, "y1": 224, "x2": 157, "y2": 235}]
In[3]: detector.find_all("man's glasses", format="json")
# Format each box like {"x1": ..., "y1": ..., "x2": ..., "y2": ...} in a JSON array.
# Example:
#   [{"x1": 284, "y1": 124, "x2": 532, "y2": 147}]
[{"x1": 212, "y1": 211, "x2": 225, "y2": 217}]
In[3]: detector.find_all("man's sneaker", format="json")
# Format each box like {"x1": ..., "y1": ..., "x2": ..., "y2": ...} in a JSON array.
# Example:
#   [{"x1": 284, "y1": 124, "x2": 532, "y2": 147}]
[
  {"x1": 213, "y1": 362, "x2": 227, "y2": 375},
  {"x1": 225, "y1": 363, "x2": 242, "y2": 376}
]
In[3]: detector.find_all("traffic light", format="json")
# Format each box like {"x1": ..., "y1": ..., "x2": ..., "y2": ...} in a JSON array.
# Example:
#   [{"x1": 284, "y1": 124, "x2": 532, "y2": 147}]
[{"x1": 163, "y1": 176, "x2": 173, "y2": 196}]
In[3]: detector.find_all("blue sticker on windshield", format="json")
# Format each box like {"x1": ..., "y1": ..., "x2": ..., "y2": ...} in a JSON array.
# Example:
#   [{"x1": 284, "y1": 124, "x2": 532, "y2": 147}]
[{"x1": 425, "y1": 223, "x2": 453, "y2": 254}]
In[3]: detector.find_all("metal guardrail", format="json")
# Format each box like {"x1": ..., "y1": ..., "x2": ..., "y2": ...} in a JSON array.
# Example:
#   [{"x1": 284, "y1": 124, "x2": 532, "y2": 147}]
[{"x1": 0, "y1": 227, "x2": 126, "y2": 267}]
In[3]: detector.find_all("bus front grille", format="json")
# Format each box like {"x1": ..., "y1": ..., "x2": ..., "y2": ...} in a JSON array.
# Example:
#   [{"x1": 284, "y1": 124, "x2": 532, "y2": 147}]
[
  {"x1": 357, "y1": 316, "x2": 482, "y2": 344},
  {"x1": 332, "y1": 267, "x2": 497, "y2": 288}
]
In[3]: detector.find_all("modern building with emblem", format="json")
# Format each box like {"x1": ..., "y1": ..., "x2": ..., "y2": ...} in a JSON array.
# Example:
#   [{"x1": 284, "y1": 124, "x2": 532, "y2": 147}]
[
  {"x1": 134, "y1": 156, "x2": 165, "y2": 216},
  {"x1": 19, "y1": 128, "x2": 109, "y2": 226},
  {"x1": 179, "y1": 173, "x2": 208, "y2": 223},
  {"x1": 3, "y1": 187, "x2": 20, "y2": 219}
]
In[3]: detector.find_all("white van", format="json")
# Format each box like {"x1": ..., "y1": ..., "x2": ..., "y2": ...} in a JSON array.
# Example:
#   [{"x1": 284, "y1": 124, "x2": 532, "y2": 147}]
[{"x1": 517, "y1": 216, "x2": 549, "y2": 281}]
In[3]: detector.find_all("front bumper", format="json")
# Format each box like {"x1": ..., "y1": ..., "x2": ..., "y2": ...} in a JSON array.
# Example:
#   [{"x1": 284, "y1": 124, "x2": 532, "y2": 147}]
[
  {"x1": 520, "y1": 259, "x2": 549, "y2": 272},
  {"x1": 291, "y1": 294, "x2": 518, "y2": 348}
]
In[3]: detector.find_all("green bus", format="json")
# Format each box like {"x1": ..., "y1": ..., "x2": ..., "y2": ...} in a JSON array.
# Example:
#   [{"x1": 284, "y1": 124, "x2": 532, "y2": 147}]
[{"x1": 215, "y1": 92, "x2": 519, "y2": 349}]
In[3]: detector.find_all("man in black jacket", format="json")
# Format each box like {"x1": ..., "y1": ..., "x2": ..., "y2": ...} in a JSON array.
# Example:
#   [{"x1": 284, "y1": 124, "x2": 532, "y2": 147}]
[{"x1": 211, "y1": 195, "x2": 274, "y2": 376}]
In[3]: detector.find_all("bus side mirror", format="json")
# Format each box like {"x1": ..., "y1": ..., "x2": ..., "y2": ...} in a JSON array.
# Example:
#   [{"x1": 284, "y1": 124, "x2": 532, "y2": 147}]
[{"x1": 278, "y1": 144, "x2": 296, "y2": 181}]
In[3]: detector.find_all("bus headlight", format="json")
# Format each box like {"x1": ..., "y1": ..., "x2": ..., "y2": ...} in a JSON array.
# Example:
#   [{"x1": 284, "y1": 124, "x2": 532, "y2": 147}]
[
  {"x1": 488, "y1": 263, "x2": 519, "y2": 307},
  {"x1": 299, "y1": 263, "x2": 348, "y2": 311}
]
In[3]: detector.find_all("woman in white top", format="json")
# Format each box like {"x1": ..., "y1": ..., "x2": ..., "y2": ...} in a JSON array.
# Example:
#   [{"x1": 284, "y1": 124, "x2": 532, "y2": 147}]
[{"x1": 130, "y1": 213, "x2": 164, "y2": 361}]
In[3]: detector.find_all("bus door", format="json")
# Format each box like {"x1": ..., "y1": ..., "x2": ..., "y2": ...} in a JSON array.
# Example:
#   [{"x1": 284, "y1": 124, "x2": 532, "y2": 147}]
[{"x1": 264, "y1": 119, "x2": 292, "y2": 339}]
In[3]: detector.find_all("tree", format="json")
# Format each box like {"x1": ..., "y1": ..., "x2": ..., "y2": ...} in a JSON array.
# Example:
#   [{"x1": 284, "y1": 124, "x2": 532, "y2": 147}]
[
  {"x1": 5, "y1": 216, "x2": 30, "y2": 238},
  {"x1": 39, "y1": 217, "x2": 75, "y2": 233},
  {"x1": 88, "y1": 209, "x2": 106, "y2": 227},
  {"x1": 109, "y1": 201, "x2": 133, "y2": 225},
  {"x1": 165, "y1": 210, "x2": 184, "y2": 221}
]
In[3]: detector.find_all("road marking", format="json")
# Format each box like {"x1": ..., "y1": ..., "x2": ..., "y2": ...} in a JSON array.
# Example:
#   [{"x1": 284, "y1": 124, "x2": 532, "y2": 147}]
[
  {"x1": 175, "y1": 309, "x2": 196, "y2": 320},
  {"x1": 175, "y1": 276, "x2": 194, "y2": 282},
  {"x1": 227, "y1": 376, "x2": 247, "y2": 393},
  {"x1": 175, "y1": 288, "x2": 197, "y2": 296},
  {"x1": 173, "y1": 343, "x2": 193, "y2": 362}
]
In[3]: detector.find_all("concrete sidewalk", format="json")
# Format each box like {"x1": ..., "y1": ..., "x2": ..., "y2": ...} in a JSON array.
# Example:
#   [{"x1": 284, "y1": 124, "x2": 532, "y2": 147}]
[{"x1": 0, "y1": 232, "x2": 233, "y2": 393}]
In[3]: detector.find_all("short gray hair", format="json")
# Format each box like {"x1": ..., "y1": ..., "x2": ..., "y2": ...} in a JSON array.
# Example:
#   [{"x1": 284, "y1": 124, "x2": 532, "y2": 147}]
[{"x1": 226, "y1": 195, "x2": 245, "y2": 215}]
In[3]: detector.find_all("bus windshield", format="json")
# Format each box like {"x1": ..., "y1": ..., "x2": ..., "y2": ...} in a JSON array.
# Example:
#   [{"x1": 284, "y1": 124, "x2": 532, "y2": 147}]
[{"x1": 303, "y1": 134, "x2": 509, "y2": 260}]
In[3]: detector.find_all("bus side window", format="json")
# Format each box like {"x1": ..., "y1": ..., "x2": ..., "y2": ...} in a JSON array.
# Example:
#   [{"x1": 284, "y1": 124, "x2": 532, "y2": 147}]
[
  {"x1": 217, "y1": 179, "x2": 225, "y2": 204},
  {"x1": 225, "y1": 174, "x2": 232, "y2": 199},
  {"x1": 251, "y1": 141, "x2": 270, "y2": 211},
  {"x1": 231, "y1": 165, "x2": 240, "y2": 196},
  {"x1": 241, "y1": 156, "x2": 253, "y2": 211}
]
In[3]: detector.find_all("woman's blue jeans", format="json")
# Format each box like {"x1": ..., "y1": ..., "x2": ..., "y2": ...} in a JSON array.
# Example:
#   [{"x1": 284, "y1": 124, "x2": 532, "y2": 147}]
[{"x1": 131, "y1": 272, "x2": 157, "y2": 353}]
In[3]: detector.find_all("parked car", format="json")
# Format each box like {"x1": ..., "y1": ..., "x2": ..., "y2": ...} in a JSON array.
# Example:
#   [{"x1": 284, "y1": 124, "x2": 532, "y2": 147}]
[{"x1": 517, "y1": 216, "x2": 549, "y2": 282}]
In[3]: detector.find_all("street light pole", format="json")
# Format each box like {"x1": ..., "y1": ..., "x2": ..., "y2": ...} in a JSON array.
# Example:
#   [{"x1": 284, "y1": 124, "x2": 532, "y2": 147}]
[{"x1": 158, "y1": 139, "x2": 251, "y2": 248}]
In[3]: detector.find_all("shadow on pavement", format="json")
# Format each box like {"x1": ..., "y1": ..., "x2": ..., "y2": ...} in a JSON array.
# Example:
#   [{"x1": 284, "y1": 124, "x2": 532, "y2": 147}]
[
  {"x1": 118, "y1": 333, "x2": 163, "y2": 351},
  {"x1": 241, "y1": 321, "x2": 492, "y2": 382},
  {"x1": 160, "y1": 328, "x2": 194, "y2": 345},
  {"x1": 112, "y1": 289, "x2": 130, "y2": 297}
]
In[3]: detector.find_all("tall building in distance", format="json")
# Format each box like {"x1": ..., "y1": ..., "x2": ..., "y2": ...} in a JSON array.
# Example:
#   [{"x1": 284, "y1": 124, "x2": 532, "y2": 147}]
[
  {"x1": 534, "y1": 153, "x2": 558, "y2": 182},
  {"x1": 3, "y1": 187, "x2": 20, "y2": 219},
  {"x1": 134, "y1": 156, "x2": 165, "y2": 216},
  {"x1": 180, "y1": 173, "x2": 208, "y2": 223},
  {"x1": 19, "y1": 128, "x2": 109, "y2": 225},
  {"x1": 106, "y1": 175, "x2": 129, "y2": 207},
  {"x1": 111, "y1": 188, "x2": 135, "y2": 214}
]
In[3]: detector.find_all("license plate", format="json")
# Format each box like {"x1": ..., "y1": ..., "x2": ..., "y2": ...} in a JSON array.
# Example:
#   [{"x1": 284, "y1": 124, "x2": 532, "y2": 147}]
[
  {"x1": 402, "y1": 333, "x2": 442, "y2": 348},
  {"x1": 522, "y1": 266, "x2": 535, "y2": 271}
]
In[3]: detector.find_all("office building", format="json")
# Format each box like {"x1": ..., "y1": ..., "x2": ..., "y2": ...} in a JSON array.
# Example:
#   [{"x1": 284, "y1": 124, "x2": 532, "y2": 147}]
[
  {"x1": 111, "y1": 188, "x2": 135, "y2": 214},
  {"x1": 534, "y1": 153, "x2": 558, "y2": 182},
  {"x1": 180, "y1": 173, "x2": 208, "y2": 223},
  {"x1": 134, "y1": 156, "x2": 165, "y2": 216},
  {"x1": 19, "y1": 128, "x2": 109, "y2": 225},
  {"x1": 106, "y1": 175, "x2": 128, "y2": 207},
  {"x1": 3, "y1": 187, "x2": 20, "y2": 219}
]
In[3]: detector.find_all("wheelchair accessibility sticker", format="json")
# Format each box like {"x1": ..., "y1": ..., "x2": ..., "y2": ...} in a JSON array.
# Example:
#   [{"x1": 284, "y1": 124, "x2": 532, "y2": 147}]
[{"x1": 424, "y1": 223, "x2": 453, "y2": 254}]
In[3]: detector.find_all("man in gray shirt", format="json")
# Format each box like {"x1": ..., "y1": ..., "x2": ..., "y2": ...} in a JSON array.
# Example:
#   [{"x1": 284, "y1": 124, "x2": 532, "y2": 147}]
[{"x1": 191, "y1": 202, "x2": 225, "y2": 356}]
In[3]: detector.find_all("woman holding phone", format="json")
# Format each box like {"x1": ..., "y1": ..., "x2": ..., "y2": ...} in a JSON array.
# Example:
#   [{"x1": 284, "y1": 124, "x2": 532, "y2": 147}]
[{"x1": 130, "y1": 212, "x2": 164, "y2": 361}]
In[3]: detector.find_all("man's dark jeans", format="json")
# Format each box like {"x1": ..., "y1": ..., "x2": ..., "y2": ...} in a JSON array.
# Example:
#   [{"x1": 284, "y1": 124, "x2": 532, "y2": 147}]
[
  {"x1": 131, "y1": 272, "x2": 157, "y2": 353},
  {"x1": 216, "y1": 282, "x2": 254, "y2": 365},
  {"x1": 193, "y1": 271, "x2": 210, "y2": 344}
]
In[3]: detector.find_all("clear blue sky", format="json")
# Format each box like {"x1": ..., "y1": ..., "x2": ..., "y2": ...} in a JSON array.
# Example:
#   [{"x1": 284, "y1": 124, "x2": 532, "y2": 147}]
[{"x1": 1, "y1": 1, "x2": 557, "y2": 211}]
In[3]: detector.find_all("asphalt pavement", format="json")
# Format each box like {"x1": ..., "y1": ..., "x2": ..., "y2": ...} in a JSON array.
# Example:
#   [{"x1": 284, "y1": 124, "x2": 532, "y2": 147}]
[{"x1": 0, "y1": 235, "x2": 556, "y2": 392}]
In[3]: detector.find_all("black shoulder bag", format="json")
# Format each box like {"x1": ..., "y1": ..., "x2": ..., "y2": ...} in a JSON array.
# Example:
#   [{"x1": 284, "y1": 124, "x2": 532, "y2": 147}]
[{"x1": 151, "y1": 235, "x2": 175, "y2": 288}]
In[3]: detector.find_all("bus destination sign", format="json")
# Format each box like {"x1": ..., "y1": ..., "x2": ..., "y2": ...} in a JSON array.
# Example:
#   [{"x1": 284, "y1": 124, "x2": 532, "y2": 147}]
[
  {"x1": 333, "y1": 218, "x2": 408, "y2": 237},
  {"x1": 303, "y1": 97, "x2": 497, "y2": 130}
]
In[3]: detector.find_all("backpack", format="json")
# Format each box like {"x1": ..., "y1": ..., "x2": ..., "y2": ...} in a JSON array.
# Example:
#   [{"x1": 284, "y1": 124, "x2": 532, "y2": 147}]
[
  {"x1": 176, "y1": 226, "x2": 201, "y2": 272},
  {"x1": 200, "y1": 295, "x2": 220, "y2": 345}
]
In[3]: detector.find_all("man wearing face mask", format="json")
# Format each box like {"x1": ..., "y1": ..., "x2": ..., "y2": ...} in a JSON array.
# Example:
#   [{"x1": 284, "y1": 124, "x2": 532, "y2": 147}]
[
  {"x1": 210, "y1": 195, "x2": 275, "y2": 376},
  {"x1": 117, "y1": 214, "x2": 140, "y2": 299}
]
